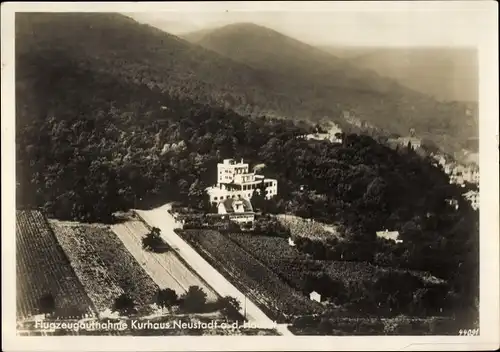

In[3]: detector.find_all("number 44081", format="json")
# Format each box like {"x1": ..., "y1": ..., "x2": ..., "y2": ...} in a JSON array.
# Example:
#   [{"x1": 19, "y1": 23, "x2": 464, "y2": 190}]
[{"x1": 459, "y1": 329, "x2": 479, "y2": 336}]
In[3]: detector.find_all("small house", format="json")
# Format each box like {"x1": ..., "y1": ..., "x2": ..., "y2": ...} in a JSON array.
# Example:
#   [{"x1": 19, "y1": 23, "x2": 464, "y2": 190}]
[
  {"x1": 288, "y1": 237, "x2": 296, "y2": 247},
  {"x1": 376, "y1": 229, "x2": 402, "y2": 244},
  {"x1": 217, "y1": 198, "x2": 255, "y2": 225},
  {"x1": 309, "y1": 291, "x2": 321, "y2": 303}
]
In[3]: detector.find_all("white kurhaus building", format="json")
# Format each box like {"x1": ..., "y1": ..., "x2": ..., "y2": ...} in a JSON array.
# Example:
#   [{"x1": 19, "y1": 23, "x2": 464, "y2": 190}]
[{"x1": 206, "y1": 159, "x2": 278, "y2": 204}]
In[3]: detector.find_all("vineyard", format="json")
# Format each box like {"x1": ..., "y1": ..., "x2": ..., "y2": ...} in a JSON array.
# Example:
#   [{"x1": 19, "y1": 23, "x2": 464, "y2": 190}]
[
  {"x1": 110, "y1": 218, "x2": 217, "y2": 301},
  {"x1": 276, "y1": 214, "x2": 340, "y2": 240},
  {"x1": 16, "y1": 210, "x2": 95, "y2": 319},
  {"x1": 178, "y1": 229, "x2": 322, "y2": 322},
  {"x1": 49, "y1": 220, "x2": 159, "y2": 313},
  {"x1": 226, "y1": 232, "x2": 444, "y2": 296}
]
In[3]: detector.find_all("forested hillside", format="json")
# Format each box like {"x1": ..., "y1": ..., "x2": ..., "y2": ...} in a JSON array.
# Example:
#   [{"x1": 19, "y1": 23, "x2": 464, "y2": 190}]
[
  {"x1": 184, "y1": 23, "x2": 478, "y2": 155},
  {"x1": 16, "y1": 12, "x2": 478, "y2": 326},
  {"x1": 319, "y1": 46, "x2": 478, "y2": 103}
]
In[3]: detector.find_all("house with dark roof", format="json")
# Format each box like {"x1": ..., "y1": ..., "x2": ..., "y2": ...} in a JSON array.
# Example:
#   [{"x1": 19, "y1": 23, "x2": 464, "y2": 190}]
[{"x1": 216, "y1": 198, "x2": 255, "y2": 225}]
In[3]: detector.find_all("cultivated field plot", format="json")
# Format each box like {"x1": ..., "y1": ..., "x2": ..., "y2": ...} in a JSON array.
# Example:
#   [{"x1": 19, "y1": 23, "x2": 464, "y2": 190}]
[
  {"x1": 276, "y1": 214, "x2": 340, "y2": 240},
  {"x1": 227, "y1": 232, "x2": 444, "y2": 292},
  {"x1": 16, "y1": 210, "x2": 95, "y2": 319},
  {"x1": 179, "y1": 229, "x2": 322, "y2": 322},
  {"x1": 111, "y1": 219, "x2": 217, "y2": 301},
  {"x1": 49, "y1": 220, "x2": 158, "y2": 313}
]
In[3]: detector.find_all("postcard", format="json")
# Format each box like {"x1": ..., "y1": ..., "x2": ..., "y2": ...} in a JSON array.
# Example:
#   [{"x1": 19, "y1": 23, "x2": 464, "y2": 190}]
[{"x1": 2, "y1": 1, "x2": 498, "y2": 351}]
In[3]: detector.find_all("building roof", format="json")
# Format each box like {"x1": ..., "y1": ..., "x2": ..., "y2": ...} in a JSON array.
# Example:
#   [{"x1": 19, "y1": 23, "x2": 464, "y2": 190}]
[
  {"x1": 376, "y1": 230, "x2": 400, "y2": 241},
  {"x1": 397, "y1": 137, "x2": 422, "y2": 145},
  {"x1": 463, "y1": 190, "x2": 478, "y2": 199},
  {"x1": 219, "y1": 198, "x2": 253, "y2": 213},
  {"x1": 221, "y1": 158, "x2": 247, "y2": 166}
]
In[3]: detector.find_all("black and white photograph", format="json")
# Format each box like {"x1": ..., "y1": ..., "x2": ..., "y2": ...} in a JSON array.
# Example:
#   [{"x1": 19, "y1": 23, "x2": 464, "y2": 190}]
[{"x1": 2, "y1": 1, "x2": 498, "y2": 351}]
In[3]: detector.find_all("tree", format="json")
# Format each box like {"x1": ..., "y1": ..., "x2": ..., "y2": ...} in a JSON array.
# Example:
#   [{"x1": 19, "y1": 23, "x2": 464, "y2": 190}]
[
  {"x1": 113, "y1": 293, "x2": 136, "y2": 316},
  {"x1": 250, "y1": 187, "x2": 267, "y2": 212},
  {"x1": 217, "y1": 296, "x2": 242, "y2": 321},
  {"x1": 188, "y1": 179, "x2": 205, "y2": 208},
  {"x1": 38, "y1": 293, "x2": 56, "y2": 315},
  {"x1": 157, "y1": 288, "x2": 178, "y2": 309},
  {"x1": 373, "y1": 271, "x2": 424, "y2": 314},
  {"x1": 253, "y1": 215, "x2": 289, "y2": 237},
  {"x1": 142, "y1": 227, "x2": 169, "y2": 252},
  {"x1": 180, "y1": 286, "x2": 207, "y2": 313}
]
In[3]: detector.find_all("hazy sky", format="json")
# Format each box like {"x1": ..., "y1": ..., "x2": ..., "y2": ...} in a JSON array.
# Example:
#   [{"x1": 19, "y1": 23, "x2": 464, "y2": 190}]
[{"x1": 124, "y1": 2, "x2": 485, "y2": 47}]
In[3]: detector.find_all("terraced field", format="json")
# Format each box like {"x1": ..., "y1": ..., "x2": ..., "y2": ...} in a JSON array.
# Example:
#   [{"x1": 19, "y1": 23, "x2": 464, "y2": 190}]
[
  {"x1": 178, "y1": 229, "x2": 322, "y2": 322},
  {"x1": 49, "y1": 220, "x2": 159, "y2": 313},
  {"x1": 110, "y1": 218, "x2": 217, "y2": 301},
  {"x1": 16, "y1": 210, "x2": 95, "y2": 319},
  {"x1": 226, "y1": 232, "x2": 445, "y2": 294}
]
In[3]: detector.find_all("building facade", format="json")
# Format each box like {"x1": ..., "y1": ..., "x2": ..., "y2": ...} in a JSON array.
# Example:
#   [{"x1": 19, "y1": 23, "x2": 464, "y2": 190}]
[
  {"x1": 216, "y1": 198, "x2": 255, "y2": 224},
  {"x1": 463, "y1": 190, "x2": 479, "y2": 210},
  {"x1": 309, "y1": 291, "x2": 321, "y2": 303},
  {"x1": 206, "y1": 159, "x2": 278, "y2": 204}
]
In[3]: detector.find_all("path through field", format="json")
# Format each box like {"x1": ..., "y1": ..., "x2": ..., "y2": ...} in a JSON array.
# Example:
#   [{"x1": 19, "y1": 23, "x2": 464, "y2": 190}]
[
  {"x1": 111, "y1": 218, "x2": 217, "y2": 302},
  {"x1": 135, "y1": 205, "x2": 292, "y2": 335}
]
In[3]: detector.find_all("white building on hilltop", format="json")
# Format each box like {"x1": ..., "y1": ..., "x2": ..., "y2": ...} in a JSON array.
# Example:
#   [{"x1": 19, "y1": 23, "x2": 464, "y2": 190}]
[
  {"x1": 303, "y1": 122, "x2": 343, "y2": 144},
  {"x1": 206, "y1": 159, "x2": 278, "y2": 204}
]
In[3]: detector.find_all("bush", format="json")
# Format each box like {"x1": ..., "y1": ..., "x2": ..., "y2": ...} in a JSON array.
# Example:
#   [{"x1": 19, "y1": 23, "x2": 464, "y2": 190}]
[
  {"x1": 113, "y1": 293, "x2": 137, "y2": 316},
  {"x1": 217, "y1": 296, "x2": 242, "y2": 321},
  {"x1": 254, "y1": 216, "x2": 290, "y2": 237},
  {"x1": 157, "y1": 288, "x2": 178, "y2": 308},
  {"x1": 180, "y1": 286, "x2": 207, "y2": 313}
]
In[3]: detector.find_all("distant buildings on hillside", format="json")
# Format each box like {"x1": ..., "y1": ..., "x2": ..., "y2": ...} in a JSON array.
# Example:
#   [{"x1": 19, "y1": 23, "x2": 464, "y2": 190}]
[
  {"x1": 300, "y1": 122, "x2": 343, "y2": 144},
  {"x1": 431, "y1": 153, "x2": 480, "y2": 210},
  {"x1": 463, "y1": 190, "x2": 479, "y2": 210},
  {"x1": 387, "y1": 129, "x2": 422, "y2": 150},
  {"x1": 206, "y1": 159, "x2": 278, "y2": 204},
  {"x1": 432, "y1": 153, "x2": 479, "y2": 186},
  {"x1": 393, "y1": 136, "x2": 422, "y2": 150}
]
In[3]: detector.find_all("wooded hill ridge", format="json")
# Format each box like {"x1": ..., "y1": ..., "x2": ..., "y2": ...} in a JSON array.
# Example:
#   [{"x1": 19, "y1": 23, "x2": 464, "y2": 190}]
[
  {"x1": 18, "y1": 13, "x2": 477, "y2": 158},
  {"x1": 182, "y1": 22, "x2": 477, "y2": 154},
  {"x1": 318, "y1": 46, "x2": 478, "y2": 103}
]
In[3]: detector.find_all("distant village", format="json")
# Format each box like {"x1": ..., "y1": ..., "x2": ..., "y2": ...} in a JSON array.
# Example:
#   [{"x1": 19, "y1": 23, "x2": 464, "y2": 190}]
[{"x1": 341, "y1": 110, "x2": 480, "y2": 211}]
